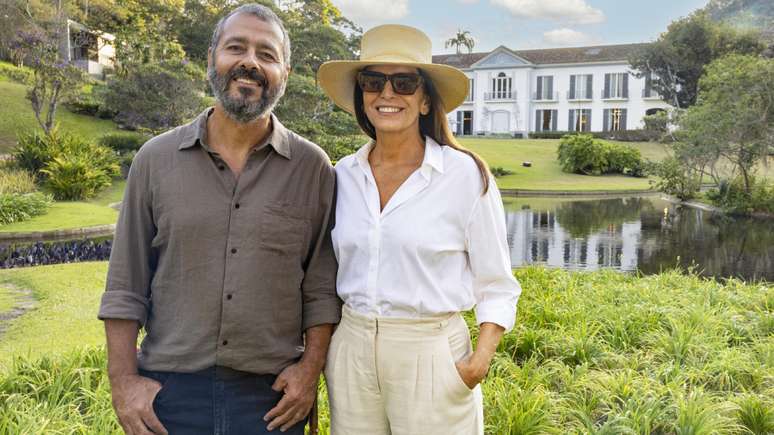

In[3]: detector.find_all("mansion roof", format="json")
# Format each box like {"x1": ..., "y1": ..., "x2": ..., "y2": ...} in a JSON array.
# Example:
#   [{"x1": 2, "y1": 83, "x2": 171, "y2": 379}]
[{"x1": 432, "y1": 43, "x2": 650, "y2": 68}]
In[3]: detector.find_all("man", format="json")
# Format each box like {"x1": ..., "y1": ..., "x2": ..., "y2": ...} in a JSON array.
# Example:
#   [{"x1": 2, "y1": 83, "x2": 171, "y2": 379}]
[{"x1": 98, "y1": 4, "x2": 340, "y2": 434}]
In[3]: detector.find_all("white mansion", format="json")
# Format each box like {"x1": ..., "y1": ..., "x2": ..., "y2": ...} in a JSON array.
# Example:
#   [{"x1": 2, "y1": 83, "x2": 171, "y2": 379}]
[{"x1": 433, "y1": 44, "x2": 670, "y2": 137}]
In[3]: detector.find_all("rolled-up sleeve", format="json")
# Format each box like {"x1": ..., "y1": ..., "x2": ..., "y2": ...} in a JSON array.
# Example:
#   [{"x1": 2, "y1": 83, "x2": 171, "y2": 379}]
[
  {"x1": 98, "y1": 148, "x2": 157, "y2": 326},
  {"x1": 300, "y1": 162, "x2": 341, "y2": 331},
  {"x1": 466, "y1": 178, "x2": 521, "y2": 332}
]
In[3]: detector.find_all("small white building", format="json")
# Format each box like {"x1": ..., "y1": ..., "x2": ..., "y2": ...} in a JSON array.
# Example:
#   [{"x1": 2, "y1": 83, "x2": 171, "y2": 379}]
[
  {"x1": 62, "y1": 20, "x2": 116, "y2": 78},
  {"x1": 433, "y1": 44, "x2": 670, "y2": 137}
]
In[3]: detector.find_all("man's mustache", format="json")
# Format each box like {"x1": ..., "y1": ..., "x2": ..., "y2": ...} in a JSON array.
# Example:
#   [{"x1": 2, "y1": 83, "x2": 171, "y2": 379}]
[{"x1": 226, "y1": 67, "x2": 268, "y2": 89}]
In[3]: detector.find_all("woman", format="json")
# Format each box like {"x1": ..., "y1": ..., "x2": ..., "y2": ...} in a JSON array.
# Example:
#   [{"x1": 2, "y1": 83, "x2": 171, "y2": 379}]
[{"x1": 317, "y1": 24, "x2": 521, "y2": 434}]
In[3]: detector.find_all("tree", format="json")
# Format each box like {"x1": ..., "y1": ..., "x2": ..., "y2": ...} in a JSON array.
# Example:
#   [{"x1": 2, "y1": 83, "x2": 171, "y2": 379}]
[
  {"x1": 677, "y1": 54, "x2": 774, "y2": 194},
  {"x1": 629, "y1": 11, "x2": 764, "y2": 109},
  {"x1": 282, "y1": 0, "x2": 360, "y2": 79},
  {"x1": 102, "y1": 60, "x2": 206, "y2": 131},
  {"x1": 445, "y1": 30, "x2": 475, "y2": 55}
]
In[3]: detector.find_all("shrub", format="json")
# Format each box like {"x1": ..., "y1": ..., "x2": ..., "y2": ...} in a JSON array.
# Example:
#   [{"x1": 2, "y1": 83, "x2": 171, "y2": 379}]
[
  {"x1": 557, "y1": 134, "x2": 645, "y2": 177},
  {"x1": 490, "y1": 166, "x2": 515, "y2": 178},
  {"x1": 706, "y1": 177, "x2": 774, "y2": 215},
  {"x1": 557, "y1": 134, "x2": 610, "y2": 175},
  {"x1": 41, "y1": 155, "x2": 115, "y2": 200},
  {"x1": 530, "y1": 130, "x2": 659, "y2": 142},
  {"x1": 102, "y1": 60, "x2": 206, "y2": 131},
  {"x1": 607, "y1": 146, "x2": 645, "y2": 177},
  {"x1": 62, "y1": 93, "x2": 102, "y2": 116},
  {"x1": 0, "y1": 61, "x2": 33, "y2": 84},
  {"x1": 0, "y1": 192, "x2": 52, "y2": 225},
  {"x1": 0, "y1": 168, "x2": 36, "y2": 194},
  {"x1": 12, "y1": 128, "x2": 120, "y2": 200},
  {"x1": 648, "y1": 157, "x2": 701, "y2": 200},
  {"x1": 98, "y1": 132, "x2": 148, "y2": 154}
]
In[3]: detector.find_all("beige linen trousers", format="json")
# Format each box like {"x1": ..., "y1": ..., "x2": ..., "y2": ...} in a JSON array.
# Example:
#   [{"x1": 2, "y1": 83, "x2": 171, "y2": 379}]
[{"x1": 324, "y1": 306, "x2": 484, "y2": 434}]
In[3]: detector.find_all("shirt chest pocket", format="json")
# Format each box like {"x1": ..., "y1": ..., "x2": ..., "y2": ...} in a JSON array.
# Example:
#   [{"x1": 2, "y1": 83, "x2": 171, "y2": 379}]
[{"x1": 259, "y1": 202, "x2": 310, "y2": 258}]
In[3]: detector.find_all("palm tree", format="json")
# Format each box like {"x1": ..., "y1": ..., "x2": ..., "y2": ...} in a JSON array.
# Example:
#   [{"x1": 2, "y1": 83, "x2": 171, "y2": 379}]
[{"x1": 445, "y1": 30, "x2": 475, "y2": 55}]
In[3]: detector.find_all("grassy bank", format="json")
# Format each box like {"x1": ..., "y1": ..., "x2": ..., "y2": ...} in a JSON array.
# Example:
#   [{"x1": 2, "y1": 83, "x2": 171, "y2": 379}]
[
  {"x1": 0, "y1": 263, "x2": 772, "y2": 433},
  {"x1": 461, "y1": 138, "x2": 667, "y2": 191},
  {"x1": 0, "y1": 180, "x2": 124, "y2": 234},
  {"x1": 0, "y1": 79, "x2": 120, "y2": 154}
]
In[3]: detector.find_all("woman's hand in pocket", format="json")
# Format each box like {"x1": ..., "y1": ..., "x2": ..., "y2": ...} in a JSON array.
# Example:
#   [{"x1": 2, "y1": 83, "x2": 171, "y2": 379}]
[{"x1": 454, "y1": 355, "x2": 488, "y2": 389}]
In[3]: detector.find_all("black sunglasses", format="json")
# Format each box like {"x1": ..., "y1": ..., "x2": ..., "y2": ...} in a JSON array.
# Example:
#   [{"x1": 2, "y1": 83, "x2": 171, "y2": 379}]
[{"x1": 356, "y1": 71, "x2": 424, "y2": 95}]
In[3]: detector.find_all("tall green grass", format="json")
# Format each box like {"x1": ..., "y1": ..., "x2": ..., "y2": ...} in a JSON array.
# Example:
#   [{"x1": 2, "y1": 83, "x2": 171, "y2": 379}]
[{"x1": 0, "y1": 266, "x2": 772, "y2": 434}]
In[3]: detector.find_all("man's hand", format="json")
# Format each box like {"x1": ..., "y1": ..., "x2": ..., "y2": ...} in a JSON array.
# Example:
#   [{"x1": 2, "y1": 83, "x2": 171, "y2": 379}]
[
  {"x1": 263, "y1": 361, "x2": 318, "y2": 432},
  {"x1": 110, "y1": 374, "x2": 168, "y2": 435}
]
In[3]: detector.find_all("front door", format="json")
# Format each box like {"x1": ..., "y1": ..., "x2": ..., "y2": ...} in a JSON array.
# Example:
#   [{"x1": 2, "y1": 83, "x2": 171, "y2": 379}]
[{"x1": 462, "y1": 111, "x2": 473, "y2": 135}]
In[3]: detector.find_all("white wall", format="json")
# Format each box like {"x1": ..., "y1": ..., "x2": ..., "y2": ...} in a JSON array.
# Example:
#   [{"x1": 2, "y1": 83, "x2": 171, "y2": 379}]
[{"x1": 450, "y1": 61, "x2": 670, "y2": 135}]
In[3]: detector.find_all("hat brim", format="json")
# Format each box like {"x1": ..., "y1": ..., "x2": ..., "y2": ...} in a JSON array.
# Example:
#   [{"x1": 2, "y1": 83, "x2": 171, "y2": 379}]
[{"x1": 317, "y1": 60, "x2": 469, "y2": 115}]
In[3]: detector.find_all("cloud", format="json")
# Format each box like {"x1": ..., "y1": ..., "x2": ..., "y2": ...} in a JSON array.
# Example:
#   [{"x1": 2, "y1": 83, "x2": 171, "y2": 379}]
[
  {"x1": 542, "y1": 28, "x2": 600, "y2": 46},
  {"x1": 490, "y1": 0, "x2": 605, "y2": 24},
  {"x1": 331, "y1": 0, "x2": 409, "y2": 24}
]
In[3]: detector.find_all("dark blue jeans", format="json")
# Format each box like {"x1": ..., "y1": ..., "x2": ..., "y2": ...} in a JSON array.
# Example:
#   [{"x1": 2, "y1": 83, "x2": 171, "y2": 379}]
[{"x1": 139, "y1": 366, "x2": 307, "y2": 435}]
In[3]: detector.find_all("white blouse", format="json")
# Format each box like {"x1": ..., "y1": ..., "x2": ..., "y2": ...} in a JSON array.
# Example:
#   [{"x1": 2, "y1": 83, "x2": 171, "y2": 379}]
[{"x1": 332, "y1": 137, "x2": 521, "y2": 331}]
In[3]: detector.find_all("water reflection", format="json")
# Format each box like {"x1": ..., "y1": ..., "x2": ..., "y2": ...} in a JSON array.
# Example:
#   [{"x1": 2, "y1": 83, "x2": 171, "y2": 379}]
[{"x1": 504, "y1": 195, "x2": 774, "y2": 282}]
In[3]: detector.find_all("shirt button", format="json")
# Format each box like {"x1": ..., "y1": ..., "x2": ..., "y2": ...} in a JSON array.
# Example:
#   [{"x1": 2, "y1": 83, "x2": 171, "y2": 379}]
[
  {"x1": 234, "y1": 203, "x2": 240, "y2": 209},
  {"x1": 222, "y1": 340, "x2": 228, "y2": 346},
  {"x1": 231, "y1": 248, "x2": 237, "y2": 254},
  {"x1": 226, "y1": 294, "x2": 232, "y2": 300}
]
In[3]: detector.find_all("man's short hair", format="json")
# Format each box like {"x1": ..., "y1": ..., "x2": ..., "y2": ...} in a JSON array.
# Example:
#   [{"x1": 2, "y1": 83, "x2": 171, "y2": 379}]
[{"x1": 209, "y1": 3, "x2": 291, "y2": 65}]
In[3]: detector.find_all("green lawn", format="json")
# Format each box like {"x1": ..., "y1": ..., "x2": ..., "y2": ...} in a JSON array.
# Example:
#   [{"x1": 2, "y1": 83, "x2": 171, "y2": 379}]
[
  {"x1": 0, "y1": 180, "x2": 124, "y2": 234},
  {"x1": 0, "y1": 79, "x2": 120, "y2": 153},
  {"x1": 0, "y1": 263, "x2": 771, "y2": 433},
  {"x1": 461, "y1": 138, "x2": 669, "y2": 191},
  {"x1": 0, "y1": 263, "x2": 108, "y2": 369},
  {"x1": 0, "y1": 202, "x2": 118, "y2": 233}
]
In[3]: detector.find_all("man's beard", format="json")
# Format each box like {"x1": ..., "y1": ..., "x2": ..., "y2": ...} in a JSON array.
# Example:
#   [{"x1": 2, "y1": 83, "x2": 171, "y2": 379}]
[{"x1": 207, "y1": 63, "x2": 286, "y2": 124}]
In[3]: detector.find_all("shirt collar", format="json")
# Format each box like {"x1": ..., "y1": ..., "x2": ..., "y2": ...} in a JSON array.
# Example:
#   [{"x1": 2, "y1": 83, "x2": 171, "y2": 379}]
[
  {"x1": 177, "y1": 108, "x2": 292, "y2": 160},
  {"x1": 351, "y1": 136, "x2": 445, "y2": 179}
]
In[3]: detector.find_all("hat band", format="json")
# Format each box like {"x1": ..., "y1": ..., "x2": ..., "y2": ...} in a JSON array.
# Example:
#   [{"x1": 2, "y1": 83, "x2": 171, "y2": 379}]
[{"x1": 359, "y1": 53, "x2": 430, "y2": 64}]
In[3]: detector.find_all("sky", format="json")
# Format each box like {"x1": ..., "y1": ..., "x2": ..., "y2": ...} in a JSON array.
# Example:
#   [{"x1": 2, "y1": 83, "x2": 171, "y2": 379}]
[{"x1": 329, "y1": 0, "x2": 710, "y2": 54}]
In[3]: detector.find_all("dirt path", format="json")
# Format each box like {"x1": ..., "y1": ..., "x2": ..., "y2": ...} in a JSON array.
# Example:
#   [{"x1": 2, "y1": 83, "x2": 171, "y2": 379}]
[{"x1": 0, "y1": 283, "x2": 36, "y2": 337}]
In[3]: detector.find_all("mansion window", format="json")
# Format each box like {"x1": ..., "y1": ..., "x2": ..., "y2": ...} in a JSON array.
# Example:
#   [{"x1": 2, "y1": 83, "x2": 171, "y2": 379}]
[
  {"x1": 603, "y1": 72, "x2": 629, "y2": 99},
  {"x1": 535, "y1": 109, "x2": 557, "y2": 132},
  {"x1": 490, "y1": 72, "x2": 513, "y2": 99},
  {"x1": 466, "y1": 78, "x2": 475, "y2": 102},
  {"x1": 604, "y1": 108, "x2": 627, "y2": 131},
  {"x1": 568, "y1": 109, "x2": 591, "y2": 132},
  {"x1": 535, "y1": 76, "x2": 554, "y2": 100},
  {"x1": 569, "y1": 74, "x2": 593, "y2": 100}
]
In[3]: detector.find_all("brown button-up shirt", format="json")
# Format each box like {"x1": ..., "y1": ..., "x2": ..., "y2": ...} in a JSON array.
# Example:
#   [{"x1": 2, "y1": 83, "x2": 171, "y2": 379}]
[{"x1": 98, "y1": 109, "x2": 340, "y2": 375}]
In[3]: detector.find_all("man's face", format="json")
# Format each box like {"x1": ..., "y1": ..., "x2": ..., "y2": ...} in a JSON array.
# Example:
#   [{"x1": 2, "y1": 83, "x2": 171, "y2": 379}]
[{"x1": 208, "y1": 13, "x2": 289, "y2": 123}]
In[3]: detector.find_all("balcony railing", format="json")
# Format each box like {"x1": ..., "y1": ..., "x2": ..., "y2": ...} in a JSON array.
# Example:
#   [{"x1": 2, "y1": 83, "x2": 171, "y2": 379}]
[
  {"x1": 484, "y1": 91, "x2": 516, "y2": 101},
  {"x1": 532, "y1": 92, "x2": 559, "y2": 102},
  {"x1": 566, "y1": 90, "x2": 593, "y2": 101}
]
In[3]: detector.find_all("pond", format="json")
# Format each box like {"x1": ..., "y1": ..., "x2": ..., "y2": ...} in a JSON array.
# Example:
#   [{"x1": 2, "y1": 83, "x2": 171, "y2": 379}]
[
  {"x1": 2, "y1": 195, "x2": 771, "y2": 282},
  {"x1": 504, "y1": 195, "x2": 773, "y2": 282}
]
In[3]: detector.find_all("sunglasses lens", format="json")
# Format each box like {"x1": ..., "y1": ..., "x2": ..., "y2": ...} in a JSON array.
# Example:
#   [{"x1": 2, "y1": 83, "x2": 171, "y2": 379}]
[
  {"x1": 391, "y1": 74, "x2": 421, "y2": 95},
  {"x1": 358, "y1": 73, "x2": 386, "y2": 93}
]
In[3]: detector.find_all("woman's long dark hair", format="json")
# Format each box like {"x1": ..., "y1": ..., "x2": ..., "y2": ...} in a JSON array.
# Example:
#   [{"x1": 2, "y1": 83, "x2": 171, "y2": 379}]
[{"x1": 353, "y1": 68, "x2": 490, "y2": 193}]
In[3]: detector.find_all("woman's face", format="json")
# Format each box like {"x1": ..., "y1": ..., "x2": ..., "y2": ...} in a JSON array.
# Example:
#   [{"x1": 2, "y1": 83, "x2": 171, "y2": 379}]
[{"x1": 361, "y1": 65, "x2": 430, "y2": 136}]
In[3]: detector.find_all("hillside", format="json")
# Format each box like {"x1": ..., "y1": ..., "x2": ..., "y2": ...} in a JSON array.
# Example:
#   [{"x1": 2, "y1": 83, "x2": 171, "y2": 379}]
[{"x1": 0, "y1": 72, "x2": 119, "y2": 154}]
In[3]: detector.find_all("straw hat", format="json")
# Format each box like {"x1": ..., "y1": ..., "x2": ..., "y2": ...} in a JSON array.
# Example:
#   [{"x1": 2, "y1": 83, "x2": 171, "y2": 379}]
[{"x1": 317, "y1": 24, "x2": 469, "y2": 115}]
